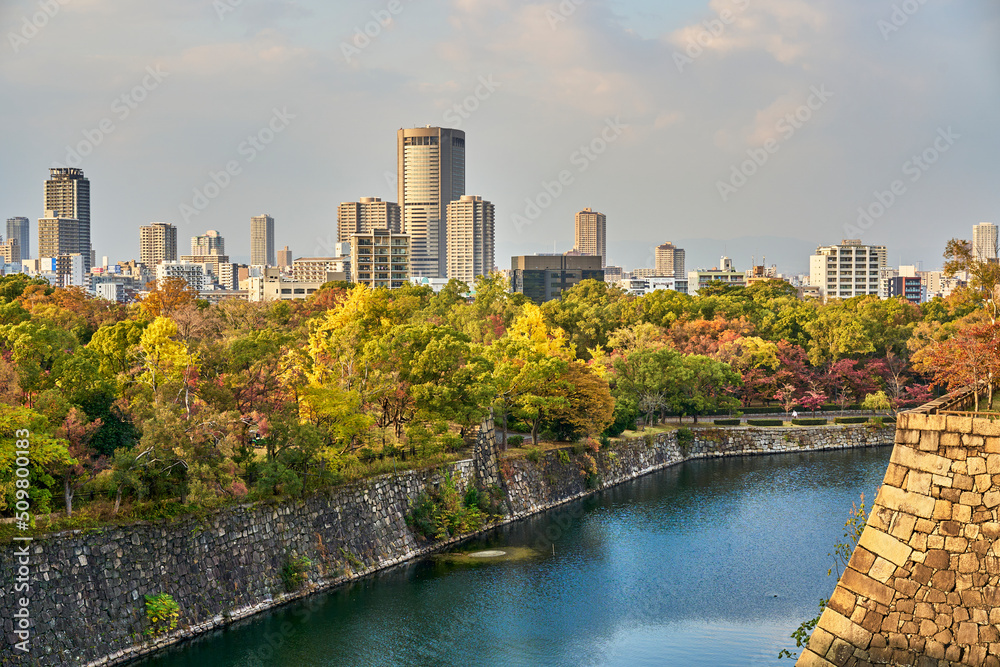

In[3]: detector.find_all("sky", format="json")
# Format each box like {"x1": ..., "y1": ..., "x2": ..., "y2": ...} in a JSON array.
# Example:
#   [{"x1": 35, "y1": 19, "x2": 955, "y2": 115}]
[{"x1": 1, "y1": 0, "x2": 998, "y2": 274}]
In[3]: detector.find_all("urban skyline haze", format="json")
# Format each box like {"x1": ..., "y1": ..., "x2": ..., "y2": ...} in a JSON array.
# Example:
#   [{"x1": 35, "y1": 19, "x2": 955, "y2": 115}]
[{"x1": 0, "y1": 0, "x2": 997, "y2": 274}]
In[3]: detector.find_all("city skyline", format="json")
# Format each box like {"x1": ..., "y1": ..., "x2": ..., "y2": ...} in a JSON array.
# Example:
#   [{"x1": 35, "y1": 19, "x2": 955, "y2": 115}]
[{"x1": 1, "y1": 1, "x2": 995, "y2": 274}]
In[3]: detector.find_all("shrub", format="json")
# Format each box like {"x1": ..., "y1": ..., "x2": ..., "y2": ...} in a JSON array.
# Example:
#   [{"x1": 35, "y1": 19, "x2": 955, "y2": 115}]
[
  {"x1": 557, "y1": 450, "x2": 571, "y2": 465},
  {"x1": 507, "y1": 435, "x2": 524, "y2": 448},
  {"x1": 406, "y1": 474, "x2": 489, "y2": 541},
  {"x1": 525, "y1": 447, "x2": 542, "y2": 463},
  {"x1": 280, "y1": 554, "x2": 312, "y2": 592},
  {"x1": 676, "y1": 428, "x2": 694, "y2": 455},
  {"x1": 144, "y1": 593, "x2": 180, "y2": 636},
  {"x1": 540, "y1": 429, "x2": 559, "y2": 443},
  {"x1": 598, "y1": 434, "x2": 611, "y2": 449},
  {"x1": 714, "y1": 419, "x2": 740, "y2": 426},
  {"x1": 643, "y1": 433, "x2": 655, "y2": 447},
  {"x1": 792, "y1": 418, "x2": 828, "y2": 426},
  {"x1": 834, "y1": 416, "x2": 868, "y2": 424},
  {"x1": 571, "y1": 442, "x2": 587, "y2": 455},
  {"x1": 746, "y1": 419, "x2": 784, "y2": 427}
]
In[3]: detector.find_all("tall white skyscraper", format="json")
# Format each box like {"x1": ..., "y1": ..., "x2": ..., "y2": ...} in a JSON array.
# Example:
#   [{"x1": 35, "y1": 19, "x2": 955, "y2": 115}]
[
  {"x1": 574, "y1": 208, "x2": 607, "y2": 268},
  {"x1": 397, "y1": 126, "x2": 465, "y2": 278},
  {"x1": 446, "y1": 195, "x2": 495, "y2": 285},
  {"x1": 6, "y1": 217, "x2": 29, "y2": 260},
  {"x1": 139, "y1": 222, "x2": 178, "y2": 266},
  {"x1": 250, "y1": 214, "x2": 275, "y2": 266},
  {"x1": 44, "y1": 168, "x2": 91, "y2": 271},
  {"x1": 973, "y1": 222, "x2": 998, "y2": 262}
]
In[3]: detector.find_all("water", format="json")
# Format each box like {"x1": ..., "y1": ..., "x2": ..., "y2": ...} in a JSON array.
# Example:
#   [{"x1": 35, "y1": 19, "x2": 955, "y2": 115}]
[{"x1": 137, "y1": 446, "x2": 891, "y2": 667}]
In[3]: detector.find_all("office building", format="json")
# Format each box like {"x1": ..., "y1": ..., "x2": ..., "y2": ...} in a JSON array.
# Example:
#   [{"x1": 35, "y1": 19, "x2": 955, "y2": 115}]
[
  {"x1": 397, "y1": 126, "x2": 465, "y2": 277},
  {"x1": 654, "y1": 242, "x2": 685, "y2": 279},
  {"x1": 603, "y1": 266, "x2": 624, "y2": 282},
  {"x1": 139, "y1": 222, "x2": 177, "y2": 267},
  {"x1": 178, "y1": 254, "x2": 230, "y2": 279},
  {"x1": 446, "y1": 195, "x2": 494, "y2": 285},
  {"x1": 247, "y1": 267, "x2": 327, "y2": 302},
  {"x1": 687, "y1": 257, "x2": 746, "y2": 294},
  {"x1": 250, "y1": 214, "x2": 275, "y2": 266},
  {"x1": 191, "y1": 230, "x2": 225, "y2": 255},
  {"x1": 1, "y1": 238, "x2": 20, "y2": 264},
  {"x1": 351, "y1": 229, "x2": 411, "y2": 289},
  {"x1": 338, "y1": 198, "x2": 402, "y2": 244},
  {"x1": 38, "y1": 211, "x2": 79, "y2": 259},
  {"x1": 44, "y1": 168, "x2": 91, "y2": 270},
  {"x1": 56, "y1": 253, "x2": 86, "y2": 288},
  {"x1": 511, "y1": 255, "x2": 604, "y2": 304},
  {"x1": 277, "y1": 245, "x2": 293, "y2": 269},
  {"x1": 95, "y1": 282, "x2": 127, "y2": 303},
  {"x1": 6, "y1": 217, "x2": 29, "y2": 260},
  {"x1": 617, "y1": 277, "x2": 688, "y2": 296},
  {"x1": 573, "y1": 208, "x2": 607, "y2": 267},
  {"x1": 809, "y1": 239, "x2": 887, "y2": 301},
  {"x1": 973, "y1": 222, "x2": 998, "y2": 262}
]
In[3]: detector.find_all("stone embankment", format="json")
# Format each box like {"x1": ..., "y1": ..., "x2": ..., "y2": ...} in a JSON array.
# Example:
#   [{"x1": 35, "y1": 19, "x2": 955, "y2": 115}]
[
  {"x1": 0, "y1": 423, "x2": 890, "y2": 666},
  {"x1": 799, "y1": 387, "x2": 1000, "y2": 667}
]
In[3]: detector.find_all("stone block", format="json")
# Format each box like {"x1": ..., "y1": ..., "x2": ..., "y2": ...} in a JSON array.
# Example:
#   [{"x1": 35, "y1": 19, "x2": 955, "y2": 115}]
[
  {"x1": 884, "y1": 463, "x2": 908, "y2": 487},
  {"x1": 930, "y1": 569, "x2": 957, "y2": 593},
  {"x1": 941, "y1": 520, "x2": 962, "y2": 536},
  {"x1": 876, "y1": 486, "x2": 936, "y2": 521},
  {"x1": 933, "y1": 500, "x2": 953, "y2": 520},
  {"x1": 828, "y1": 586, "x2": 857, "y2": 617},
  {"x1": 953, "y1": 503, "x2": 973, "y2": 523},
  {"x1": 966, "y1": 434, "x2": 988, "y2": 449},
  {"x1": 948, "y1": 415, "x2": 974, "y2": 434},
  {"x1": 890, "y1": 446, "x2": 952, "y2": 476},
  {"x1": 816, "y1": 608, "x2": 874, "y2": 650},
  {"x1": 842, "y1": 568, "x2": 896, "y2": 606},
  {"x1": 858, "y1": 527, "x2": 914, "y2": 567},
  {"x1": 796, "y1": 649, "x2": 837, "y2": 667},
  {"x1": 848, "y1": 547, "x2": 877, "y2": 575},
  {"x1": 985, "y1": 491, "x2": 1000, "y2": 508},
  {"x1": 906, "y1": 413, "x2": 929, "y2": 430},
  {"x1": 924, "y1": 549, "x2": 950, "y2": 570},
  {"x1": 987, "y1": 437, "x2": 1000, "y2": 453},
  {"x1": 960, "y1": 491, "x2": 983, "y2": 506},
  {"x1": 868, "y1": 556, "x2": 897, "y2": 583},
  {"x1": 941, "y1": 431, "x2": 962, "y2": 448},
  {"x1": 889, "y1": 512, "x2": 917, "y2": 543},
  {"x1": 970, "y1": 456, "x2": 989, "y2": 475},
  {"x1": 978, "y1": 474, "x2": 994, "y2": 492},
  {"x1": 959, "y1": 552, "x2": 981, "y2": 573},
  {"x1": 906, "y1": 470, "x2": 933, "y2": 495},
  {"x1": 957, "y1": 621, "x2": 980, "y2": 645}
]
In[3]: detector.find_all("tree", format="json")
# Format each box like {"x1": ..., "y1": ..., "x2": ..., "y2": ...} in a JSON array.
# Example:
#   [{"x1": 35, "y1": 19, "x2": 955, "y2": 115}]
[
  {"x1": 139, "y1": 277, "x2": 198, "y2": 319},
  {"x1": 861, "y1": 391, "x2": 891, "y2": 416},
  {"x1": 54, "y1": 408, "x2": 104, "y2": 516},
  {"x1": 944, "y1": 238, "x2": 1000, "y2": 322},
  {"x1": 912, "y1": 323, "x2": 999, "y2": 410},
  {"x1": 541, "y1": 361, "x2": 615, "y2": 440},
  {"x1": 800, "y1": 390, "x2": 827, "y2": 414},
  {"x1": 0, "y1": 406, "x2": 73, "y2": 515}
]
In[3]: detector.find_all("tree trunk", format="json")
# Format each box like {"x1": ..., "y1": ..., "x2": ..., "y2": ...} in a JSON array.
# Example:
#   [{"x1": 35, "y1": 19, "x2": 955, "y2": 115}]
[
  {"x1": 113, "y1": 486, "x2": 123, "y2": 516},
  {"x1": 501, "y1": 408, "x2": 509, "y2": 450},
  {"x1": 64, "y1": 477, "x2": 74, "y2": 518},
  {"x1": 531, "y1": 418, "x2": 540, "y2": 446}
]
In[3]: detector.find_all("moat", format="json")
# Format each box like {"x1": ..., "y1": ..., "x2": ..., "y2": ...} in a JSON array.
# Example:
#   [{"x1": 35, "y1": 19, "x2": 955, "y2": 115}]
[{"x1": 136, "y1": 445, "x2": 892, "y2": 667}]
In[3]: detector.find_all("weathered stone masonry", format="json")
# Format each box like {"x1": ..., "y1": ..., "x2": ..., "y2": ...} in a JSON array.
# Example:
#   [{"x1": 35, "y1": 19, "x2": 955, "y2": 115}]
[
  {"x1": 0, "y1": 424, "x2": 890, "y2": 667},
  {"x1": 799, "y1": 389, "x2": 1000, "y2": 667}
]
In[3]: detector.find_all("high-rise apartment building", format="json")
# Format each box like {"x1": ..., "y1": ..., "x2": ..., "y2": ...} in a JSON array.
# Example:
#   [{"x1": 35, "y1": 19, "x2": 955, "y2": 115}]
[
  {"x1": 446, "y1": 195, "x2": 494, "y2": 285},
  {"x1": 397, "y1": 126, "x2": 466, "y2": 278},
  {"x1": 654, "y1": 242, "x2": 685, "y2": 279},
  {"x1": 6, "y1": 217, "x2": 29, "y2": 260},
  {"x1": 511, "y1": 255, "x2": 605, "y2": 304},
  {"x1": 809, "y1": 239, "x2": 887, "y2": 301},
  {"x1": 351, "y1": 229, "x2": 411, "y2": 289},
  {"x1": 139, "y1": 222, "x2": 177, "y2": 267},
  {"x1": 574, "y1": 208, "x2": 607, "y2": 267},
  {"x1": 0, "y1": 238, "x2": 20, "y2": 264},
  {"x1": 38, "y1": 210, "x2": 79, "y2": 259},
  {"x1": 277, "y1": 245, "x2": 293, "y2": 269},
  {"x1": 191, "y1": 230, "x2": 225, "y2": 255},
  {"x1": 338, "y1": 197, "x2": 402, "y2": 244},
  {"x1": 250, "y1": 214, "x2": 275, "y2": 266},
  {"x1": 973, "y1": 222, "x2": 998, "y2": 262},
  {"x1": 44, "y1": 168, "x2": 91, "y2": 271}
]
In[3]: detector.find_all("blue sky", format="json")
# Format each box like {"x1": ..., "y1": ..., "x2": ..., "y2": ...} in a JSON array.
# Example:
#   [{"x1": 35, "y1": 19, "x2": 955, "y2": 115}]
[{"x1": 1, "y1": 0, "x2": 997, "y2": 273}]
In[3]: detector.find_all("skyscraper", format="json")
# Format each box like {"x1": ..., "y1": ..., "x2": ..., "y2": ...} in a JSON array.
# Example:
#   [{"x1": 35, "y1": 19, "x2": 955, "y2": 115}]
[
  {"x1": 277, "y1": 245, "x2": 293, "y2": 269},
  {"x1": 809, "y1": 239, "x2": 887, "y2": 301},
  {"x1": 973, "y1": 222, "x2": 998, "y2": 262},
  {"x1": 6, "y1": 217, "x2": 29, "y2": 260},
  {"x1": 38, "y1": 210, "x2": 79, "y2": 259},
  {"x1": 446, "y1": 195, "x2": 495, "y2": 285},
  {"x1": 140, "y1": 222, "x2": 177, "y2": 266},
  {"x1": 338, "y1": 197, "x2": 402, "y2": 244},
  {"x1": 191, "y1": 230, "x2": 225, "y2": 255},
  {"x1": 397, "y1": 126, "x2": 465, "y2": 278},
  {"x1": 574, "y1": 208, "x2": 607, "y2": 267},
  {"x1": 655, "y1": 242, "x2": 686, "y2": 279},
  {"x1": 250, "y1": 214, "x2": 275, "y2": 266},
  {"x1": 44, "y1": 168, "x2": 91, "y2": 270}
]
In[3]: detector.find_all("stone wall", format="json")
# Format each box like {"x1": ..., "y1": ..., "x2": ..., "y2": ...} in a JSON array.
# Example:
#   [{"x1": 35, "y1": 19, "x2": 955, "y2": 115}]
[
  {"x1": 798, "y1": 392, "x2": 1000, "y2": 666},
  {"x1": 0, "y1": 424, "x2": 890, "y2": 667}
]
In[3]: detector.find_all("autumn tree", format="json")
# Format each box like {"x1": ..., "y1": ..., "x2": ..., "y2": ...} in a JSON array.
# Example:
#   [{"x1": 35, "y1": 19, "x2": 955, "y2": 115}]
[{"x1": 139, "y1": 277, "x2": 198, "y2": 319}]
